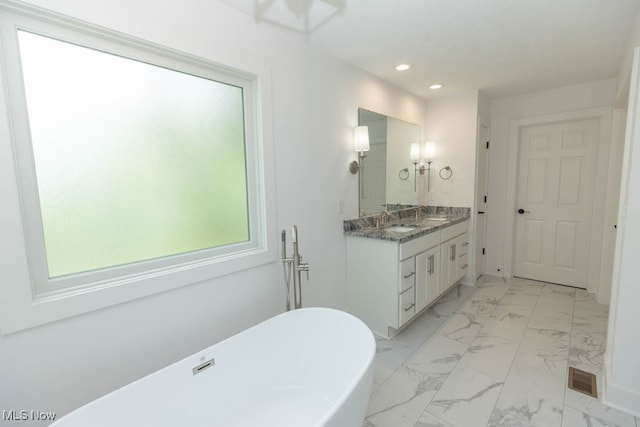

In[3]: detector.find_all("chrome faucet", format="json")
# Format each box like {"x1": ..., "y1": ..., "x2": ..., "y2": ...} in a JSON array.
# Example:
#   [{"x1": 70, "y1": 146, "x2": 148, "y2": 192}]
[
  {"x1": 377, "y1": 211, "x2": 391, "y2": 228},
  {"x1": 281, "y1": 225, "x2": 309, "y2": 310}
]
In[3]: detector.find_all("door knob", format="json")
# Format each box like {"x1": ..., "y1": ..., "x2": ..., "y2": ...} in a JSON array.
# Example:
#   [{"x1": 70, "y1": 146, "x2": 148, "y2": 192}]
[{"x1": 517, "y1": 208, "x2": 530, "y2": 214}]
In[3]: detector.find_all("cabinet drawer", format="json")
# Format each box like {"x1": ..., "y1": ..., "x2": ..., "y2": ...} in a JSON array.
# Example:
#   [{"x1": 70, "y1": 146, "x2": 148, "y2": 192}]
[
  {"x1": 459, "y1": 252, "x2": 469, "y2": 272},
  {"x1": 399, "y1": 258, "x2": 415, "y2": 293},
  {"x1": 441, "y1": 220, "x2": 468, "y2": 242},
  {"x1": 458, "y1": 233, "x2": 470, "y2": 256},
  {"x1": 400, "y1": 230, "x2": 441, "y2": 260},
  {"x1": 458, "y1": 252, "x2": 469, "y2": 282},
  {"x1": 399, "y1": 287, "x2": 415, "y2": 325}
]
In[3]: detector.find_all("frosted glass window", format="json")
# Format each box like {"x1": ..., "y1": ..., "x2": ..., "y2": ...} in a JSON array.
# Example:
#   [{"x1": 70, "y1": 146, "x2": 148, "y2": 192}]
[{"x1": 18, "y1": 31, "x2": 249, "y2": 278}]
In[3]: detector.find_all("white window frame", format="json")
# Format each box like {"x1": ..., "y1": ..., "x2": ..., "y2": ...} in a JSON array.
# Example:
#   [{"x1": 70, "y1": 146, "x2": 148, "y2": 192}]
[{"x1": 0, "y1": 3, "x2": 277, "y2": 334}]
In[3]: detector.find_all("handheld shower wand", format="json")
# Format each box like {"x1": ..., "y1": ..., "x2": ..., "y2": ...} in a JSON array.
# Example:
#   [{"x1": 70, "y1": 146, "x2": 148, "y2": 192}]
[{"x1": 281, "y1": 225, "x2": 310, "y2": 310}]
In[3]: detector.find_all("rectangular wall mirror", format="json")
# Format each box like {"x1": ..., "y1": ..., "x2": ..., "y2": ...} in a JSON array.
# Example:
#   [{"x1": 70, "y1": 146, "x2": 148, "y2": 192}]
[{"x1": 358, "y1": 108, "x2": 420, "y2": 216}]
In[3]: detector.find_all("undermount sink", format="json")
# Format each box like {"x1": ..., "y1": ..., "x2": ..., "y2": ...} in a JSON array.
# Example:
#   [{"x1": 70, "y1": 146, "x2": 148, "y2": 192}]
[
  {"x1": 385, "y1": 226, "x2": 417, "y2": 233},
  {"x1": 423, "y1": 217, "x2": 448, "y2": 222}
]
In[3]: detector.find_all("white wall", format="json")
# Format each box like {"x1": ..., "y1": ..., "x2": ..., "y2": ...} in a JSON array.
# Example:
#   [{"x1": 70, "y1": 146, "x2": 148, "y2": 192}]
[
  {"x1": 478, "y1": 90, "x2": 490, "y2": 120},
  {"x1": 605, "y1": 48, "x2": 640, "y2": 416},
  {"x1": 617, "y1": 6, "x2": 640, "y2": 100},
  {"x1": 599, "y1": 107, "x2": 627, "y2": 305},
  {"x1": 486, "y1": 79, "x2": 617, "y2": 278},
  {"x1": 0, "y1": 0, "x2": 428, "y2": 423},
  {"x1": 423, "y1": 91, "x2": 479, "y2": 208},
  {"x1": 602, "y1": 8, "x2": 640, "y2": 410}
]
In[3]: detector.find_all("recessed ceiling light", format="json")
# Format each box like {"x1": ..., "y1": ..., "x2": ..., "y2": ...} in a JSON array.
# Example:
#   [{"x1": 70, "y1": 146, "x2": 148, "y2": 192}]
[
  {"x1": 429, "y1": 83, "x2": 443, "y2": 90},
  {"x1": 395, "y1": 64, "x2": 411, "y2": 71}
]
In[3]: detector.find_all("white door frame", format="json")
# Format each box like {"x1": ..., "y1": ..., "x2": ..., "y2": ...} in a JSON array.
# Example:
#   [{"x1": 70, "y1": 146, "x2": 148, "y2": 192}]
[
  {"x1": 504, "y1": 107, "x2": 612, "y2": 293},
  {"x1": 473, "y1": 115, "x2": 490, "y2": 280}
]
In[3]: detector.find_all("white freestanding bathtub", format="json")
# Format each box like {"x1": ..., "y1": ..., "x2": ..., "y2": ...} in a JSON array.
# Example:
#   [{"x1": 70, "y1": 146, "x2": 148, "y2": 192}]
[{"x1": 51, "y1": 307, "x2": 375, "y2": 427}]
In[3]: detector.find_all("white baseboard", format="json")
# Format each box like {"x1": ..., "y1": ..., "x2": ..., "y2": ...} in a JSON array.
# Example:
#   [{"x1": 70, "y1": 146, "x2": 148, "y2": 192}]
[{"x1": 603, "y1": 361, "x2": 640, "y2": 418}]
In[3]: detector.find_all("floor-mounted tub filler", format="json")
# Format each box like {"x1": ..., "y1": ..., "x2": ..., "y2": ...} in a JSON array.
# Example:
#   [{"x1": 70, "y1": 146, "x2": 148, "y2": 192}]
[{"x1": 51, "y1": 308, "x2": 375, "y2": 427}]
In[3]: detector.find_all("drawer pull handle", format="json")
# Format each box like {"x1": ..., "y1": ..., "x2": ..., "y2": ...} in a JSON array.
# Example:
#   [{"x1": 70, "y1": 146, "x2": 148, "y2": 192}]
[
  {"x1": 403, "y1": 272, "x2": 415, "y2": 279},
  {"x1": 461, "y1": 264, "x2": 468, "y2": 269},
  {"x1": 404, "y1": 303, "x2": 415, "y2": 312},
  {"x1": 462, "y1": 242, "x2": 469, "y2": 247}
]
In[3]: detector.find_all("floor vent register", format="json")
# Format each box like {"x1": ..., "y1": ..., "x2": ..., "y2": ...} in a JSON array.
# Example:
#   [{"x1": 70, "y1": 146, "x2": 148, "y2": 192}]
[{"x1": 568, "y1": 366, "x2": 598, "y2": 398}]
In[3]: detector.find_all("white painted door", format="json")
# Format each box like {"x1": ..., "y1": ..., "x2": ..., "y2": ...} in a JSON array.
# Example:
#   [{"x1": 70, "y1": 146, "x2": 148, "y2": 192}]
[
  {"x1": 474, "y1": 118, "x2": 489, "y2": 279},
  {"x1": 513, "y1": 118, "x2": 599, "y2": 288}
]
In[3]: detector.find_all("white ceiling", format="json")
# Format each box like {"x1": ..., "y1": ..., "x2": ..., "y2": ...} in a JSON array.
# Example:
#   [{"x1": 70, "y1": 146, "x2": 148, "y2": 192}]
[{"x1": 219, "y1": 0, "x2": 640, "y2": 99}]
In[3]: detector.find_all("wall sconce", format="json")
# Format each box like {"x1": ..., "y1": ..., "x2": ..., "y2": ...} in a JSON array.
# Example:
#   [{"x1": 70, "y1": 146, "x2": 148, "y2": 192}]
[
  {"x1": 423, "y1": 141, "x2": 436, "y2": 191},
  {"x1": 349, "y1": 126, "x2": 370, "y2": 174},
  {"x1": 410, "y1": 142, "x2": 423, "y2": 191}
]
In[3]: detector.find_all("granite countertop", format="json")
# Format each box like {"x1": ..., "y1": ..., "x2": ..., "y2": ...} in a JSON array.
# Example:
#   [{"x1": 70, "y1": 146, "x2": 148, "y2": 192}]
[{"x1": 343, "y1": 206, "x2": 471, "y2": 243}]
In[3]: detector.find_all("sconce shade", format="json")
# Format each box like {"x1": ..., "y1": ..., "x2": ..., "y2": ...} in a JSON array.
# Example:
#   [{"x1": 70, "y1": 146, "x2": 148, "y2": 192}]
[
  {"x1": 424, "y1": 141, "x2": 436, "y2": 161},
  {"x1": 354, "y1": 126, "x2": 370, "y2": 153},
  {"x1": 410, "y1": 142, "x2": 420, "y2": 162}
]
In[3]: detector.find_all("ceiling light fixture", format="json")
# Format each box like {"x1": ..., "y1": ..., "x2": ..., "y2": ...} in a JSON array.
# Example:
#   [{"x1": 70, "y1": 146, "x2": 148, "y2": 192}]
[
  {"x1": 429, "y1": 83, "x2": 443, "y2": 90},
  {"x1": 395, "y1": 64, "x2": 411, "y2": 71}
]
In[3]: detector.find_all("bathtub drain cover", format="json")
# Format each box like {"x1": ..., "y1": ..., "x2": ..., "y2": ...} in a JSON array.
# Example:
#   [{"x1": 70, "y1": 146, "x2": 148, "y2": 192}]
[{"x1": 568, "y1": 366, "x2": 597, "y2": 398}]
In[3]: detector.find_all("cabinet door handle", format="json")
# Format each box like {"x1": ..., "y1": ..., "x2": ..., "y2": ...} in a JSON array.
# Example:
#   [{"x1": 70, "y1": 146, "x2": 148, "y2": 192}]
[
  {"x1": 403, "y1": 272, "x2": 415, "y2": 279},
  {"x1": 428, "y1": 255, "x2": 434, "y2": 274},
  {"x1": 461, "y1": 264, "x2": 468, "y2": 269},
  {"x1": 404, "y1": 303, "x2": 415, "y2": 312},
  {"x1": 462, "y1": 242, "x2": 469, "y2": 247}
]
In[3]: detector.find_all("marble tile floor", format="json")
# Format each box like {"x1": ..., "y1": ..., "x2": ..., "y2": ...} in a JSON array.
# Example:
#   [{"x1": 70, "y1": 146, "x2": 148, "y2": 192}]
[{"x1": 363, "y1": 276, "x2": 640, "y2": 427}]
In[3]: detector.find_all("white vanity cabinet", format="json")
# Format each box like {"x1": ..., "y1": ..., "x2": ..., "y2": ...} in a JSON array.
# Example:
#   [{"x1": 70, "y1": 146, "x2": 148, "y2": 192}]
[
  {"x1": 416, "y1": 245, "x2": 440, "y2": 311},
  {"x1": 457, "y1": 235, "x2": 470, "y2": 280},
  {"x1": 398, "y1": 230, "x2": 440, "y2": 325},
  {"x1": 398, "y1": 257, "x2": 417, "y2": 324},
  {"x1": 346, "y1": 219, "x2": 469, "y2": 338},
  {"x1": 439, "y1": 221, "x2": 469, "y2": 294}
]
